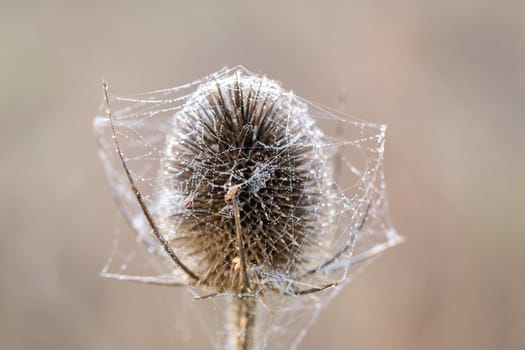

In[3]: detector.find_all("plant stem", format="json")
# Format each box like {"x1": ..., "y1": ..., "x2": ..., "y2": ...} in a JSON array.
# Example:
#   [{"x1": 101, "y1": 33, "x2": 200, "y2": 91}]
[
  {"x1": 225, "y1": 185, "x2": 256, "y2": 349},
  {"x1": 229, "y1": 295, "x2": 257, "y2": 350}
]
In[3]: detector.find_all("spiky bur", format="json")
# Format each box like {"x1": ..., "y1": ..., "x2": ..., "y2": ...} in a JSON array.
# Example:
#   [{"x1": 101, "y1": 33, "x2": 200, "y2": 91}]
[{"x1": 160, "y1": 71, "x2": 330, "y2": 349}]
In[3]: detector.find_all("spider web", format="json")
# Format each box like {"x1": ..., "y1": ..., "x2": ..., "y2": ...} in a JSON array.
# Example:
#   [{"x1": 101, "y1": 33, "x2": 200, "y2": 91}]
[{"x1": 93, "y1": 65, "x2": 402, "y2": 349}]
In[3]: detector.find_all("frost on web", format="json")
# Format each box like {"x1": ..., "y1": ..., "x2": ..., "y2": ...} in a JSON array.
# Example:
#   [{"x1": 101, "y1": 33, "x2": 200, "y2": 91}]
[{"x1": 94, "y1": 65, "x2": 402, "y2": 349}]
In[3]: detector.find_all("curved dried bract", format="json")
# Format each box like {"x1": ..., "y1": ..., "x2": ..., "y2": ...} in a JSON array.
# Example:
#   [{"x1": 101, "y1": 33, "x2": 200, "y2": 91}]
[{"x1": 160, "y1": 71, "x2": 332, "y2": 294}]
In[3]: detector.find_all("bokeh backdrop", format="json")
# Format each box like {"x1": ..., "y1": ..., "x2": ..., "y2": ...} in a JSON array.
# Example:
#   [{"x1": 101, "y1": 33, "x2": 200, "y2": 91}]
[{"x1": 1, "y1": 1, "x2": 523, "y2": 349}]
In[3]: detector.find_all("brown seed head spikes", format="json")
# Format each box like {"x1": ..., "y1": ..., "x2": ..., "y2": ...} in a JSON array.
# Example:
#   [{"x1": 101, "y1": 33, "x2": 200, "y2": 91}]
[{"x1": 161, "y1": 70, "x2": 328, "y2": 294}]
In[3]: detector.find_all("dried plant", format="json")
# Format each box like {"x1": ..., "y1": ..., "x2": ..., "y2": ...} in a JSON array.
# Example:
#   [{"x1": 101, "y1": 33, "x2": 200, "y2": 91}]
[{"x1": 95, "y1": 66, "x2": 402, "y2": 350}]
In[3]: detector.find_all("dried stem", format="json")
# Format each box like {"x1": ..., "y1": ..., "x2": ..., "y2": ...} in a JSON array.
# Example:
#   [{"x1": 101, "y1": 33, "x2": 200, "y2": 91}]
[
  {"x1": 229, "y1": 296, "x2": 257, "y2": 350},
  {"x1": 225, "y1": 185, "x2": 250, "y2": 292},
  {"x1": 225, "y1": 185, "x2": 256, "y2": 349}
]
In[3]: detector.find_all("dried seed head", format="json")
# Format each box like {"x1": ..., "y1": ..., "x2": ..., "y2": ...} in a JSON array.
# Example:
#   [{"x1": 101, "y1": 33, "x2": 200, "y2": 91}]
[{"x1": 160, "y1": 71, "x2": 330, "y2": 293}]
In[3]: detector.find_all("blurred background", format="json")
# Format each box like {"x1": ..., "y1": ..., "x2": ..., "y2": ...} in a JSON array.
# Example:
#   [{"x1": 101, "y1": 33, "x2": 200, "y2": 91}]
[{"x1": 0, "y1": 0, "x2": 523, "y2": 349}]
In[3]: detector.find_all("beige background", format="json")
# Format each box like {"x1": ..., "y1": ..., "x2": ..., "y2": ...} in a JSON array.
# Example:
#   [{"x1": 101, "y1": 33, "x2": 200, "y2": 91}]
[{"x1": 1, "y1": 1, "x2": 524, "y2": 349}]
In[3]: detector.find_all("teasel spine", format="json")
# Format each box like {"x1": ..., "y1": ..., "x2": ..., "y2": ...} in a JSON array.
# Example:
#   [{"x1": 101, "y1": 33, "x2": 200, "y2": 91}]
[
  {"x1": 162, "y1": 70, "x2": 326, "y2": 350},
  {"x1": 163, "y1": 70, "x2": 324, "y2": 294}
]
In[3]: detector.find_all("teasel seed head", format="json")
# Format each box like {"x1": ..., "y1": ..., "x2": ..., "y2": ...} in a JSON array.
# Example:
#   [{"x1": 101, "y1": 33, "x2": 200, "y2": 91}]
[{"x1": 160, "y1": 70, "x2": 330, "y2": 294}]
